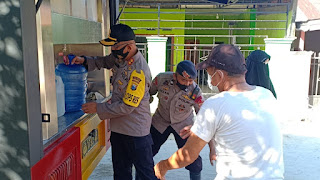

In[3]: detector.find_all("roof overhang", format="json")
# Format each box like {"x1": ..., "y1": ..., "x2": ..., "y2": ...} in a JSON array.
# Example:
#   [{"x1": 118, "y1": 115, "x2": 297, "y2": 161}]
[
  {"x1": 297, "y1": 19, "x2": 320, "y2": 32},
  {"x1": 119, "y1": 0, "x2": 290, "y2": 7}
]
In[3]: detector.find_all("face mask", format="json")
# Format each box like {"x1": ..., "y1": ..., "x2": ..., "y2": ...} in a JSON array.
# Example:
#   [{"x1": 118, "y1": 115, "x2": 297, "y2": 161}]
[
  {"x1": 176, "y1": 81, "x2": 188, "y2": 90},
  {"x1": 207, "y1": 71, "x2": 221, "y2": 93},
  {"x1": 112, "y1": 45, "x2": 129, "y2": 59}
]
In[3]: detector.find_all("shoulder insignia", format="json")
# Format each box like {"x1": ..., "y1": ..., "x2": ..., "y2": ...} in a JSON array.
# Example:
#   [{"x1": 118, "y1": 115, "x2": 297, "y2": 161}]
[
  {"x1": 195, "y1": 96, "x2": 204, "y2": 104},
  {"x1": 153, "y1": 77, "x2": 158, "y2": 86},
  {"x1": 123, "y1": 70, "x2": 145, "y2": 107},
  {"x1": 190, "y1": 85, "x2": 200, "y2": 100},
  {"x1": 128, "y1": 66, "x2": 132, "y2": 71},
  {"x1": 130, "y1": 76, "x2": 142, "y2": 91},
  {"x1": 131, "y1": 84, "x2": 137, "y2": 90},
  {"x1": 128, "y1": 58, "x2": 134, "y2": 65}
]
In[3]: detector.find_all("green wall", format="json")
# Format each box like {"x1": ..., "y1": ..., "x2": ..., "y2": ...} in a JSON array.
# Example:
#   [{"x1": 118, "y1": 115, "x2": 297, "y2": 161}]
[
  {"x1": 119, "y1": 8, "x2": 186, "y2": 69},
  {"x1": 120, "y1": 6, "x2": 290, "y2": 64}
]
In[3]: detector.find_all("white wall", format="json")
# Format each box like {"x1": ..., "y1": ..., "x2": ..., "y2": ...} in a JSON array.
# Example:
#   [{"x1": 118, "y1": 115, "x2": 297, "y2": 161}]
[
  {"x1": 265, "y1": 38, "x2": 313, "y2": 121},
  {"x1": 147, "y1": 37, "x2": 168, "y2": 113}
]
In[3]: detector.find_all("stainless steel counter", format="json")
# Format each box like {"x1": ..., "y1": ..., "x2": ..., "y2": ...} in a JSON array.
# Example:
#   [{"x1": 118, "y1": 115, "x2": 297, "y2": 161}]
[{"x1": 43, "y1": 94, "x2": 111, "y2": 149}]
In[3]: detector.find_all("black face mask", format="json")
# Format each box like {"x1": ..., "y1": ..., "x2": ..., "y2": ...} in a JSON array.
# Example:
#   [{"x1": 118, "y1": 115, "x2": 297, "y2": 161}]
[
  {"x1": 176, "y1": 81, "x2": 188, "y2": 90},
  {"x1": 112, "y1": 45, "x2": 129, "y2": 59}
]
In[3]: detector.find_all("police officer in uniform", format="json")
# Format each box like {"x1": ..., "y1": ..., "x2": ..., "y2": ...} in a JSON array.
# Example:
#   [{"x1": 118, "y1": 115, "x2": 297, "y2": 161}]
[
  {"x1": 67, "y1": 24, "x2": 157, "y2": 180},
  {"x1": 150, "y1": 60, "x2": 205, "y2": 180}
]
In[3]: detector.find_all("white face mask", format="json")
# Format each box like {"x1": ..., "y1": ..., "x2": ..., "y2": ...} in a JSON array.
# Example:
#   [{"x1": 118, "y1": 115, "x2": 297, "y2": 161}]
[{"x1": 207, "y1": 71, "x2": 221, "y2": 93}]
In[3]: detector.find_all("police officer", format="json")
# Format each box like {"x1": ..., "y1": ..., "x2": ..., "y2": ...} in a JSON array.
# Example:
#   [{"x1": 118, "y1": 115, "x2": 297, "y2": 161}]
[
  {"x1": 150, "y1": 60, "x2": 205, "y2": 180},
  {"x1": 67, "y1": 24, "x2": 157, "y2": 180}
]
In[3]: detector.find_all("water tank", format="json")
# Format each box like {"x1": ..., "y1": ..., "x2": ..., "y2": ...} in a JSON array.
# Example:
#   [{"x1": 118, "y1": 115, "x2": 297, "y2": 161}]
[
  {"x1": 55, "y1": 63, "x2": 88, "y2": 112},
  {"x1": 55, "y1": 75, "x2": 65, "y2": 117}
]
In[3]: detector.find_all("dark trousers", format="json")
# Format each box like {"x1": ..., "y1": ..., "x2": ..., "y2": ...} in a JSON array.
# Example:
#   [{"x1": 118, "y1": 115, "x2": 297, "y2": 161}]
[
  {"x1": 110, "y1": 131, "x2": 158, "y2": 180},
  {"x1": 151, "y1": 125, "x2": 202, "y2": 173}
]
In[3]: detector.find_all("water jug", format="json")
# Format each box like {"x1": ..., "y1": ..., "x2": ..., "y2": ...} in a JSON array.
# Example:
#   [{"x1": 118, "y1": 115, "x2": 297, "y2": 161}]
[
  {"x1": 55, "y1": 75, "x2": 65, "y2": 117},
  {"x1": 55, "y1": 61, "x2": 88, "y2": 112}
]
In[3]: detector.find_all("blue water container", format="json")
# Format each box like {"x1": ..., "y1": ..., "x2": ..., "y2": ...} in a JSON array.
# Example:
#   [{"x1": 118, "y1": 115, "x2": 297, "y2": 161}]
[{"x1": 55, "y1": 62, "x2": 88, "y2": 112}]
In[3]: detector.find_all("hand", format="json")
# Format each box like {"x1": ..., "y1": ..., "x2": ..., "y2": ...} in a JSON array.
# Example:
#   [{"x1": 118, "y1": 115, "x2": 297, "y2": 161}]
[
  {"x1": 209, "y1": 149, "x2": 217, "y2": 166},
  {"x1": 82, "y1": 102, "x2": 97, "y2": 114},
  {"x1": 64, "y1": 54, "x2": 85, "y2": 65},
  {"x1": 179, "y1": 125, "x2": 192, "y2": 139},
  {"x1": 154, "y1": 160, "x2": 168, "y2": 180}
]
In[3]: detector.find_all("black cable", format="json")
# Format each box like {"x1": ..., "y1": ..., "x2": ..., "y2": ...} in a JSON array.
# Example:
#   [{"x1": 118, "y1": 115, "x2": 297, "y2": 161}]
[
  {"x1": 116, "y1": 0, "x2": 129, "y2": 24},
  {"x1": 35, "y1": 0, "x2": 44, "y2": 13}
]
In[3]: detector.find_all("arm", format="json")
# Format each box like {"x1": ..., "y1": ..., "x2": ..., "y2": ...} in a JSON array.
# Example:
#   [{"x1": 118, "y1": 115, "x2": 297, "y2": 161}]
[
  {"x1": 148, "y1": 75, "x2": 159, "y2": 103},
  {"x1": 96, "y1": 101, "x2": 135, "y2": 119},
  {"x1": 154, "y1": 132, "x2": 207, "y2": 179},
  {"x1": 193, "y1": 87, "x2": 204, "y2": 114},
  {"x1": 149, "y1": 75, "x2": 159, "y2": 96},
  {"x1": 208, "y1": 139, "x2": 216, "y2": 166},
  {"x1": 95, "y1": 69, "x2": 147, "y2": 120},
  {"x1": 85, "y1": 54, "x2": 116, "y2": 71},
  {"x1": 67, "y1": 54, "x2": 116, "y2": 71}
]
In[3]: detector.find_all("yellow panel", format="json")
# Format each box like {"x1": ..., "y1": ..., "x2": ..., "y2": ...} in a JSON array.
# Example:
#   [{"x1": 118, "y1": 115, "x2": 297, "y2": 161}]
[
  {"x1": 82, "y1": 146, "x2": 106, "y2": 180},
  {"x1": 79, "y1": 120, "x2": 107, "y2": 179},
  {"x1": 76, "y1": 114, "x2": 103, "y2": 142}
]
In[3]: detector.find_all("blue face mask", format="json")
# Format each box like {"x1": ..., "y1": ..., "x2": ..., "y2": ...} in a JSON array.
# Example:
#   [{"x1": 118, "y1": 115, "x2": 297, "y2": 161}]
[{"x1": 112, "y1": 45, "x2": 129, "y2": 59}]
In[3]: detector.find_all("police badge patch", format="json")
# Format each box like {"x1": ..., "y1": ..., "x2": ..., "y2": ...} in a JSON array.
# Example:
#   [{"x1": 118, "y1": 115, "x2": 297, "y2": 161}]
[
  {"x1": 131, "y1": 84, "x2": 137, "y2": 90},
  {"x1": 131, "y1": 76, "x2": 142, "y2": 90}
]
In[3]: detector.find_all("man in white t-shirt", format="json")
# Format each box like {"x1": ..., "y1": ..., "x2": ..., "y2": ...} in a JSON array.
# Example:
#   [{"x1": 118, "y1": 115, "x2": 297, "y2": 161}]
[{"x1": 154, "y1": 44, "x2": 284, "y2": 180}]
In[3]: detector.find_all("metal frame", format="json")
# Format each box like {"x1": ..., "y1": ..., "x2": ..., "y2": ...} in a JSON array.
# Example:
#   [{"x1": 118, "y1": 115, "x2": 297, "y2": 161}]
[
  {"x1": 110, "y1": 0, "x2": 120, "y2": 25},
  {"x1": 122, "y1": 19, "x2": 286, "y2": 22},
  {"x1": 22, "y1": 0, "x2": 44, "y2": 167},
  {"x1": 119, "y1": 2, "x2": 290, "y2": 36},
  {"x1": 132, "y1": 27, "x2": 286, "y2": 30},
  {"x1": 36, "y1": 0, "x2": 58, "y2": 141},
  {"x1": 163, "y1": 42, "x2": 258, "y2": 92},
  {"x1": 122, "y1": 11, "x2": 288, "y2": 14},
  {"x1": 119, "y1": 1, "x2": 291, "y2": 7},
  {"x1": 310, "y1": 52, "x2": 320, "y2": 96}
]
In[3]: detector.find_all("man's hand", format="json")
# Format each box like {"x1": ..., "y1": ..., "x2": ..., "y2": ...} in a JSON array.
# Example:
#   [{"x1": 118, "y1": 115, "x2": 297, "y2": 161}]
[
  {"x1": 154, "y1": 160, "x2": 168, "y2": 180},
  {"x1": 155, "y1": 133, "x2": 207, "y2": 179},
  {"x1": 82, "y1": 102, "x2": 97, "y2": 114},
  {"x1": 209, "y1": 149, "x2": 217, "y2": 166},
  {"x1": 179, "y1": 125, "x2": 192, "y2": 139},
  {"x1": 64, "y1": 55, "x2": 85, "y2": 65},
  {"x1": 208, "y1": 140, "x2": 216, "y2": 166}
]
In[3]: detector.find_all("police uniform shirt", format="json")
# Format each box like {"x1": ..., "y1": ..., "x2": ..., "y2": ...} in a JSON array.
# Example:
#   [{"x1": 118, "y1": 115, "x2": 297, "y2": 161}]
[
  {"x1": 86, "y1": 51, "x2": 152, "y2": 137},
  {"x1": 150, "y1": 72, "x2": 204, "y2": 134}
]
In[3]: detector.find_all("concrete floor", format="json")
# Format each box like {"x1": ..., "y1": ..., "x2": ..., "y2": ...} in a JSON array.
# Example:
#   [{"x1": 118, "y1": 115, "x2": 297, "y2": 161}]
[
  {"x1": 88, "y1": 134, "x2": 217, "y2": 180},
  {"x1": 88, "y1": 120, "x2": 320, "y2": 180}
]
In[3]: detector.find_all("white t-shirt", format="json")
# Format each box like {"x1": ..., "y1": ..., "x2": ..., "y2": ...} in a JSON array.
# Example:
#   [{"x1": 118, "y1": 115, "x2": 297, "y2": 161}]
[{"x1": 191, "y1": 86, "x2": 284, "y2": 180}]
